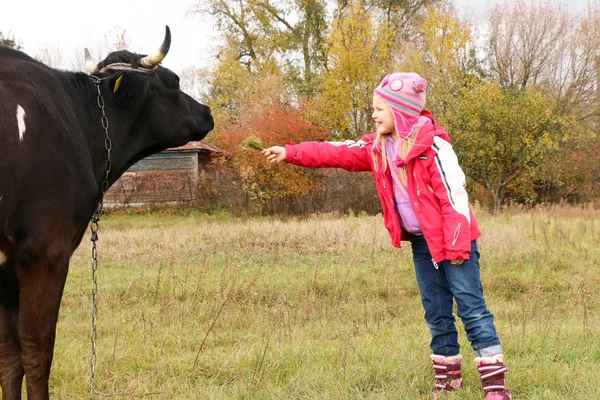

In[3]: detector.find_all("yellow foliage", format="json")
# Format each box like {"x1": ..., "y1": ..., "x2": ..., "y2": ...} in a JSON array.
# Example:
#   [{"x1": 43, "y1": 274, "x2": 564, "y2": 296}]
[
  {"x1": 396, "y1": 4, "x2": 473, "y2": 115},
  {"x1": 307, "y1": 0, "x2": 394, "y2": 139}
]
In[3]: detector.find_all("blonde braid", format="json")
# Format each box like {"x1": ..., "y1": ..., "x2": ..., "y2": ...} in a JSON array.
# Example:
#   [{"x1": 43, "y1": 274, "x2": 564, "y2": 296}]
[
  {"x1": 371, "y1": 133, "x2": 389, "y2": 173},
  {"x1": 398, "y1": 134, "x2": 416, "y2": 185}
]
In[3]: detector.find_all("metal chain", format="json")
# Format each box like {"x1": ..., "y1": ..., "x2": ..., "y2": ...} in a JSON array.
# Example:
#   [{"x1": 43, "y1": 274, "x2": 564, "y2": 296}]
[{"x1": 88, "y1": 75, "x2": 112, "y2": 400}]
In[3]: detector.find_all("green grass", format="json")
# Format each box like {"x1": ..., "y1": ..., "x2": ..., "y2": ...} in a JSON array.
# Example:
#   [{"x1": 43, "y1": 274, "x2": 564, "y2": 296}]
[{"x1": 44, "y1": 205, "x2": 600, "y2": 399}]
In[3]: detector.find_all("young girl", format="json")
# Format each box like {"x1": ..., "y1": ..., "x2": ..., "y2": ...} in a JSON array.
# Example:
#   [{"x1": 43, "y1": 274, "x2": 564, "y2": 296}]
[{"x1": 262, "y1": 72, "x2": 511, "y2": 399}]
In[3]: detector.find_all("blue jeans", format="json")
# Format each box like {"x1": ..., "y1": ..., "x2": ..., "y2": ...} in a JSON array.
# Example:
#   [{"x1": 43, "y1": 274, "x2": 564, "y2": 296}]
[{"x1": 409, "y1": 234, "x2": 502, "y2": 357}]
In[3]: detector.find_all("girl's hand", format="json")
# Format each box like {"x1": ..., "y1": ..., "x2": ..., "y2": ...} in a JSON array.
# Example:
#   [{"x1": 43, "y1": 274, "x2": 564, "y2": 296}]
[
  {"x1": 450, "y1": 260, "x2": 465, "y2": 266},
  {"x1": 262, "y1": 146, "x2": 286, "y2": 163}
]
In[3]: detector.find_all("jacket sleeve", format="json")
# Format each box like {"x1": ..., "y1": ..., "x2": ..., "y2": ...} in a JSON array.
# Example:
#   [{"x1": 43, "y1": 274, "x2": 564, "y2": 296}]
[
  {"x1": 285, "y1": 140, "x2": 372, "y2": 172},
  {"x1": 429, "y1": 136, "x2": 472, "y2": 260}
]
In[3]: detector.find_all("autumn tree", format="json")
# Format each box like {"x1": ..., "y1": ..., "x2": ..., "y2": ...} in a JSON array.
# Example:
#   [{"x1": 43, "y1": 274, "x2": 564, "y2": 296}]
[
  {"x1": 396, "y1": 2, "x2": 478, "y2": 116},
  {"x1": 193, "y1": 0, "x2": 328, "y2": 100},
  {"x1": 309, "y1": 0, "x2": 394, "y2": 139},
  {"x1": 251, "y1": 0, "x2": 328, "y2": 98},
  {"x1": 485, "y1": 0, "x2": 600, "y2": 204},
  {"x1": 447, "y1": 81, "x2": 562, "y2": 213}
]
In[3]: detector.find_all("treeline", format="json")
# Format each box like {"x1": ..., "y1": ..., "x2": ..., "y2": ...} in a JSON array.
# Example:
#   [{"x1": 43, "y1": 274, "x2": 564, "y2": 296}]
[
  {"x1": 4, "y1": 2, "x2": 597, "y2": 215},
  {"x1": 192, "y1": 0, "x2": 599, "y2": 215}
]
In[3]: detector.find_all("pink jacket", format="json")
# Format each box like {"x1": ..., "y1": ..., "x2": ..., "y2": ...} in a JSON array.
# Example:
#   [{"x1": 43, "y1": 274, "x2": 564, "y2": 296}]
[{"x1": 285, "y1": 111, "x2": 481, "y2": 263}]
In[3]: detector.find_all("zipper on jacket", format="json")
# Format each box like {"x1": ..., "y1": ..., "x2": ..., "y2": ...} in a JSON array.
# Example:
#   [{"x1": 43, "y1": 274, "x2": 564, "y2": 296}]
[
  {"x1": 432, "y1": 259, "x2": 439, "y2": 269},
  {"x1": 451, "y1": 223, "x2": 461, "y2": 247}
]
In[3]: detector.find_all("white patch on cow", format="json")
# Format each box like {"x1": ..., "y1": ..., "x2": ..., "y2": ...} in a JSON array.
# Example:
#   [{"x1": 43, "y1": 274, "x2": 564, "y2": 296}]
[
  {"x1": 0, "y1": 250, "x2": 6, "y2": 265},
  {"x1": 16, "y1": 105, "x2": 27, "y2": 142}
]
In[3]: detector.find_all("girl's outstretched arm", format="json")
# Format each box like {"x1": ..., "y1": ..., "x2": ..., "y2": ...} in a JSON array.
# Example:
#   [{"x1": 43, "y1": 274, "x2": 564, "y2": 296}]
[{"x1": 271, "y1": 140, "x2": 372, "y2": 172}]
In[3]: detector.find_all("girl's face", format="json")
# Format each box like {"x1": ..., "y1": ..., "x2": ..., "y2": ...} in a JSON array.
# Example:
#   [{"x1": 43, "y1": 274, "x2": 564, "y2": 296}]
[{"x1": 372, "y1": 94, "x2": 395, "y2": 136}]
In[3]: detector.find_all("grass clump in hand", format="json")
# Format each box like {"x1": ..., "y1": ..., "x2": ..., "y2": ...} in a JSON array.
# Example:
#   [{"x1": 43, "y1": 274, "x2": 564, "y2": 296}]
[{"x1": 239, "y1": 135, "x2": 264, "y2": 151}]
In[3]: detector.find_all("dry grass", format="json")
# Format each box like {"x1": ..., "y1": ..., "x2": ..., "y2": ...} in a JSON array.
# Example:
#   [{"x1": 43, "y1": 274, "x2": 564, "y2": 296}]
[{"x1": 43, "y1": 205, "x2": 599, "y2": 399}]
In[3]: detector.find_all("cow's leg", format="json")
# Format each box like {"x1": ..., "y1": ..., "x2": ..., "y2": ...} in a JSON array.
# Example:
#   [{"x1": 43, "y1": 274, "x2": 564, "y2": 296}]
[
  {"x1": 16, "y1": 254, "x2": 69, "y2": 400},
  {"x1": 0, "y1": 304, "x2": 24, "y2": 400}
]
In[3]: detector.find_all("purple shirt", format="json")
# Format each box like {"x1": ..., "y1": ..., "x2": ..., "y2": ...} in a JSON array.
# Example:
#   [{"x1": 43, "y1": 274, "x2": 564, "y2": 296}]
[{"x1": 385, "y1": 133, "x2": 423, "y2": 235}]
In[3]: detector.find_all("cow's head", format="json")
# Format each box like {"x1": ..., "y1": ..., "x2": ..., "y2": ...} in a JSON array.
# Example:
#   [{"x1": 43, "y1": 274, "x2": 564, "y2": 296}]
[{"x1": 84, "y1": 26, "x2": 214, "y2": 152}]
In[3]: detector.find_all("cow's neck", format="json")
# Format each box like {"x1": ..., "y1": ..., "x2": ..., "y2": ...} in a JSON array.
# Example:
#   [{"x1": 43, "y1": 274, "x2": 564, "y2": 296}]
[{"x1": 61, "y1": 72, "x2": 153, "y2": 193}]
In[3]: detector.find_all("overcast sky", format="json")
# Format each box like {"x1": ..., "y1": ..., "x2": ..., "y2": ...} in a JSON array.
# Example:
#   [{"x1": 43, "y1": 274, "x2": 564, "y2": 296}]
[
  {"x1": 0, "y1": 0, "x2": 219, "y2": 74},
  {"x1": 0, "y1": 0, "x2": 593, "y2": 75}
]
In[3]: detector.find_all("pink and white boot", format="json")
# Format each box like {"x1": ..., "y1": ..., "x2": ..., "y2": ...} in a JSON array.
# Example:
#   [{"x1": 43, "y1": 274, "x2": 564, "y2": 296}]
[
  {"x1": 475, "y1": 354, "x2": 511, "y2": 400},
  {"x1": 430, "y1": 354, "x2": 463, "y2": 396}
]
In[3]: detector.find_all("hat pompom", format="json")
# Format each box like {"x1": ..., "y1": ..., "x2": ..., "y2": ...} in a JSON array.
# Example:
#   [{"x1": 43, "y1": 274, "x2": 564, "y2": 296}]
[{"x1": 413, "y1": 78, "x2": 427, "y2": 93}]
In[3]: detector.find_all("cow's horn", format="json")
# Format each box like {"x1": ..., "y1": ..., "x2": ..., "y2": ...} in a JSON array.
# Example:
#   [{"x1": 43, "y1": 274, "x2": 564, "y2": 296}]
[
  {"x1": 140, "y1": 26, "x2": 171, "y2": 68},
  {"x1": 84, "y1": 48, "x2": 99, "y2": 74}
]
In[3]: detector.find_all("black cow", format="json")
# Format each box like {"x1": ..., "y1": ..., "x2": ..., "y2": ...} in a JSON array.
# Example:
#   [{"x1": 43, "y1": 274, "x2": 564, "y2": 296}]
[{"x1": 0, "y1": 26, "x2": 214, "y2": 399}]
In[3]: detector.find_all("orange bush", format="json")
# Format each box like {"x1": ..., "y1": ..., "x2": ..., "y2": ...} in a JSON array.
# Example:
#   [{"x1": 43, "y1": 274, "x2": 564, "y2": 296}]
[{"x1": 212, "y1": 106, "x2": 331, "y2": 213}]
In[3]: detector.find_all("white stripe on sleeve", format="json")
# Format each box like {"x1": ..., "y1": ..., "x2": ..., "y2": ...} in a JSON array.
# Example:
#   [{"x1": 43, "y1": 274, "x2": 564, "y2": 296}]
[
  {"x1": 326, "y1": 139, "x2": 366, "y2": 148},
  {"x1": 432, "y1": 136, "x2": 470, "y2": 223}
]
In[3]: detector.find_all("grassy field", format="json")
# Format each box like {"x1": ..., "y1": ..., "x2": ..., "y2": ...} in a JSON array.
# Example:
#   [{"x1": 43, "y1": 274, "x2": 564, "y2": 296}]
[{"x1": 45, "y1": 205, "x2": 598, "y2": 399}]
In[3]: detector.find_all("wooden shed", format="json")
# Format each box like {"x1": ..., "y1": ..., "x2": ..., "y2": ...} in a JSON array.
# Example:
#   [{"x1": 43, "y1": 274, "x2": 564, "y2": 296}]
[{"x1": 105, "y1": 141, "x2": 222, "y2": 206}]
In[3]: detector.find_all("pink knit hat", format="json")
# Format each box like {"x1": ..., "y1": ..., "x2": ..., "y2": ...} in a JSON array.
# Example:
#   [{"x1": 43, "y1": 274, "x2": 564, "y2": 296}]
[{"x1": 374, "y1": 72, "x2": 427, "y2": 139}]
